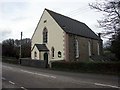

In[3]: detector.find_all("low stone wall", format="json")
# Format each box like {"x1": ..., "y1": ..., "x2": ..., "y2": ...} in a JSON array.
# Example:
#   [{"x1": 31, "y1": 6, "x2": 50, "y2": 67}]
[{"x1": 20, "y1": 59, "x2": 47, "y2": 68}]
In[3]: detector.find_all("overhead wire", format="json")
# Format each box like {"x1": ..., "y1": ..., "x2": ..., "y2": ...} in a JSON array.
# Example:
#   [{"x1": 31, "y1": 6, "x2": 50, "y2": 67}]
[{"x1": 65, "y1": 6, "x2": 91, "y2": 17}]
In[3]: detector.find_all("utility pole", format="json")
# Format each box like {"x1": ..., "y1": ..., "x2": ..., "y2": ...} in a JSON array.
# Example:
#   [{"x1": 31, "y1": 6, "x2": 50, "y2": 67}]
[{"x1": 19, "y1": 32, "x2": 23, "y2": 59}]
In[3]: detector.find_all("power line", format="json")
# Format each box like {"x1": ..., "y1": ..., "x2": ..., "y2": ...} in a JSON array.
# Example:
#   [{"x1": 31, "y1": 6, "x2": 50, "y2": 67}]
[{"x1": 65, "y1": 6, "x2": 90, "y2": 17}]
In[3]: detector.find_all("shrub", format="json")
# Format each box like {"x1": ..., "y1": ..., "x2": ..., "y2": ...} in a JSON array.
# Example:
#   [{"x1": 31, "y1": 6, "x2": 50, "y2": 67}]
[
  {"x1": 51, "y1": 61, "x2": 120, "y2": 74},
  {"x1": 2, "y1": 57, "x2": 19, "y2": 64}
]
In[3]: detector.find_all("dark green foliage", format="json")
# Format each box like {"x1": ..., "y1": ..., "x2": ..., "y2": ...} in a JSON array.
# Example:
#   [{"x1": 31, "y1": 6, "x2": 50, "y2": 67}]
[
  {"x1": 2, "y1": 57, "x2": 19, "y2": 64},
  {"x1": 51, "y1": 61, "x2": 120, "y2": 75},
  {"x1": 2, "y1": 39, "x2": 15, "y2": 57},
  {"x1": 2, "y1": 38, "x2": 31, "y2": 58},
  {"x1": 21, "y1": 39, "x2": 31, "y2": 58},
  {"x1": 111, "y1": 31, "x2": 120, "y2": 60}
]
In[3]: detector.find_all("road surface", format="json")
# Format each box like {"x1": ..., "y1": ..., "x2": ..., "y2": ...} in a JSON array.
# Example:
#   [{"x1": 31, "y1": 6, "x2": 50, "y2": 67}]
[{"x1": 2, "y1": 62, "x2": 120, "y2": 89}]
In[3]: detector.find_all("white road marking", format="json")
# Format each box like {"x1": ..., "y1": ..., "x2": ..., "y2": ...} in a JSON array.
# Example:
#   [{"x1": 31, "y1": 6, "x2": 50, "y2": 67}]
[
  {"x1": 21, "y1": 70, "x2": 56, "y2": 79},
  {"x1": 21, "y1": 87, "x2": 27, "y2": 90},
  {"x1": 2, "y1": 76, "x2": 27, "y2": 90},
  {"x1": 35, "y1": 73, "x2": 56, "y2": 78},
  {"x1": 21, "y1": 70, "x2": 34, "y2": 74},
  {"x1": 35, "y1": 73, "x2": 50, "y2": 77},
  {"x1": 1, "y1": 77, "x2": 6, "y2": 80},
  {"x1": 2, "y1": 66, "x2": 13, "y2": 70},
  {"x1": 50, "y1": 76, "x2": 56, "y2": 78},
  {"x1": 94, "y1": 83, "x2": 120, "y2": 88},
  {"x1": 9, "y1": 81, "x2": 15, "y2": 85}
]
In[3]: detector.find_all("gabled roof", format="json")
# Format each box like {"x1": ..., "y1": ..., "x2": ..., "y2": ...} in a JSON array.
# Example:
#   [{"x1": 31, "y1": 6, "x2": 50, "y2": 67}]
[
  {"x1": 45, "y1": 9, "x2": 100, "y2": 40},
  {"x1": 32, "y1": 44, "x2": 49, "y2": 51}
]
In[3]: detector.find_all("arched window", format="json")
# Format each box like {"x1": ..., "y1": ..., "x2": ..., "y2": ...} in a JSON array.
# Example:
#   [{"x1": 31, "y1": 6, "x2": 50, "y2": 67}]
[
  {"x1": 58, "y1": 51, "x2": 62, "y2": 58},
  {"x1": 75, "y1": 39, "x2": 79, "y2": 58},
  {"x1": 34, "y1": 51, "x2": 37, "y2": 58},
  {"x1": 43, "y1": 27, "x2": 48, "y2": 43},
  {"x1": 51, "y1": 47, "x2": 55, "y2": 58},
  {"x1": 97, "y1": 43, "x2": 100, "y2": 55},
  {"x1": 88, "y1": 41, "x2": 91, "y2": 56}
]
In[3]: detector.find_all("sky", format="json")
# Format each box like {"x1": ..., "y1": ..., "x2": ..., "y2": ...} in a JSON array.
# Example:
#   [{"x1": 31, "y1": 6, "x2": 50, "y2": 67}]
[{"x1": 0, "y1": 0, "x2": 108, "y2": 44}]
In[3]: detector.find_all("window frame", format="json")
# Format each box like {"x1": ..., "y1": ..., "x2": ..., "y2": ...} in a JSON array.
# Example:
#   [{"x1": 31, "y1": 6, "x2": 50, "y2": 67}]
[
  {"x1": 88, "y1": 41, "x2": 91, "y2": 56},
  {"x1": 58, "y1": 51, "x2": 62, "y2": 58},
  {"x1": 75, "y1": 39, "x2": 79, "y2": 58},
  {"x1": 43, "y1": 27, "x2": 48, "y2": 43},
  {"x1": 51, "y1": 47, "x2": 55, "y2": 58},
  {"x1": 97, "y1": 43, "x2": 100, "y2": 55}
]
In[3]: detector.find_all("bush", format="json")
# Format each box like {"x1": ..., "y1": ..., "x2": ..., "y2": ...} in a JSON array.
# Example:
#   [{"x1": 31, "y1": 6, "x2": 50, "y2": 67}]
[
  {"x1": 51, "y1": 61, "x2": 120, "y2": 74},
  {"x1": 2, "y1": 57, "x2": 19, "y2": 64}
]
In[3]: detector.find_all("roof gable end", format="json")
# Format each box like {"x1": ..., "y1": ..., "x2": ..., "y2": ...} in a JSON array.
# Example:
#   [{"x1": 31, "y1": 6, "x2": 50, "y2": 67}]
[{"x1": 45, "y1": 8, "x2": 100, "y2": 40}]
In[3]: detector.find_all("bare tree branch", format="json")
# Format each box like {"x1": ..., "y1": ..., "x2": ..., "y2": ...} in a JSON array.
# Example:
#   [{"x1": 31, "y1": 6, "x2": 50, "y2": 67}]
[{"x1": 89, "y1": 0, "x2": 120, "y2": 37}]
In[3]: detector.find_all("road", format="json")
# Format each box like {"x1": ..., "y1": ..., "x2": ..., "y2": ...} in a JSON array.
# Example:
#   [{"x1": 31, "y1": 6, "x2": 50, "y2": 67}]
[{"x1": 2, "y1": 62, "x2": 120, "y2": 89}]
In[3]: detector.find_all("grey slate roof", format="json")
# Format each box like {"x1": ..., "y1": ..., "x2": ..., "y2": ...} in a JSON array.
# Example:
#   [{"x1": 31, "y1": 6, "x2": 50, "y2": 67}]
[
  {"x1": 46, "y1": 9, "x2": 100, "y2": 40},
  {"x1": 35, "y1": 44, "x2": 49, "y2": 51}
]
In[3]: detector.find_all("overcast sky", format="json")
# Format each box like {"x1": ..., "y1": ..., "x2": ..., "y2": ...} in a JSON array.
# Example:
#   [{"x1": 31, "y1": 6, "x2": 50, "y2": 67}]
[{"x1": 0, "y1": 0, "x2": 108, "y2": 43}]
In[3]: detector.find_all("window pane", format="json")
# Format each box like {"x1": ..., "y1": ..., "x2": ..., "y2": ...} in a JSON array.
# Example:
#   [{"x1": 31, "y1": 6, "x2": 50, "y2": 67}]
[
  {"x1": 58, "y1": 51, "x2": 61, "y2": 58},
  {"x1": 43, "y1": 28, "x2": 48, "y2": 43}
]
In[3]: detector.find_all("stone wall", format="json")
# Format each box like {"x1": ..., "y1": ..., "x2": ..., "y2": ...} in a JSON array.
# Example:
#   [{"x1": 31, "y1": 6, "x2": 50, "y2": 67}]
[
  {"x1": 68, "y1": 34, "x2": 76, "y2": 62},
  {"x1": 77, "y1": 36, "x2": 89, "y2": 62},
  {"x1": 67, "y1": 34, "x2": 103, "y2": 62},
  {"x1": 20, "y1": 59, "x2": 48, "y2": 68}
]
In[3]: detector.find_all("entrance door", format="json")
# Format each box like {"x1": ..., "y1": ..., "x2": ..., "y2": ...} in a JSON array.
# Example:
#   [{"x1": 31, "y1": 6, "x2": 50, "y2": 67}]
[{"x1": 44, "y1": 53, "x2": 48, "y2": 68}]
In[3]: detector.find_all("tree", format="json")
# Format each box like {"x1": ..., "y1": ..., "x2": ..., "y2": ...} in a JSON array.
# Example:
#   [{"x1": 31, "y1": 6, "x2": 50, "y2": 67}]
[
  {"x1": 21, "y1": 38, "x2": 31, "y2": 58},
  {"x1": 89, "y1": 0, "x2": 120, "y2": 35},
  {"x1": 2, "y1": 38, "x2": 31, "y2": 58},
  {"x1": 111, "y1": 30, "x2": 120, "y2": 60},
  {"x1": 89, "y1": 0, "x2": 120, "y2": 60},
  {"x1": 2, "y1": 39, "x2": 15, "y2": 57}
]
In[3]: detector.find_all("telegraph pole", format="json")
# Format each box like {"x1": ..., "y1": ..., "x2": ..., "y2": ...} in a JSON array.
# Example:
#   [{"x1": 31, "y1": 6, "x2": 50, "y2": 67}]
[{"x1": 20, "y1": 32, "x2": 23, "y2": 59}]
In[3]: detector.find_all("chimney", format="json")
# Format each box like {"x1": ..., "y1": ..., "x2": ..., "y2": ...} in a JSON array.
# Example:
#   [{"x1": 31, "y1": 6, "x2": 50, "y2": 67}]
[{"x1": 98, "y1": 33, "x2": 101, "y2": 39}]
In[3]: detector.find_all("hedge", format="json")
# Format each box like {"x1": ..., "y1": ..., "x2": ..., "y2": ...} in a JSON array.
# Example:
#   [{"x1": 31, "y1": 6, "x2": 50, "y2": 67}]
[
  {"x1": 2, "y1": 57, "x2": 19, "y2": 64},
  {"x1": 51, "y1": 61, "x2": 120, "y2": 75}
]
